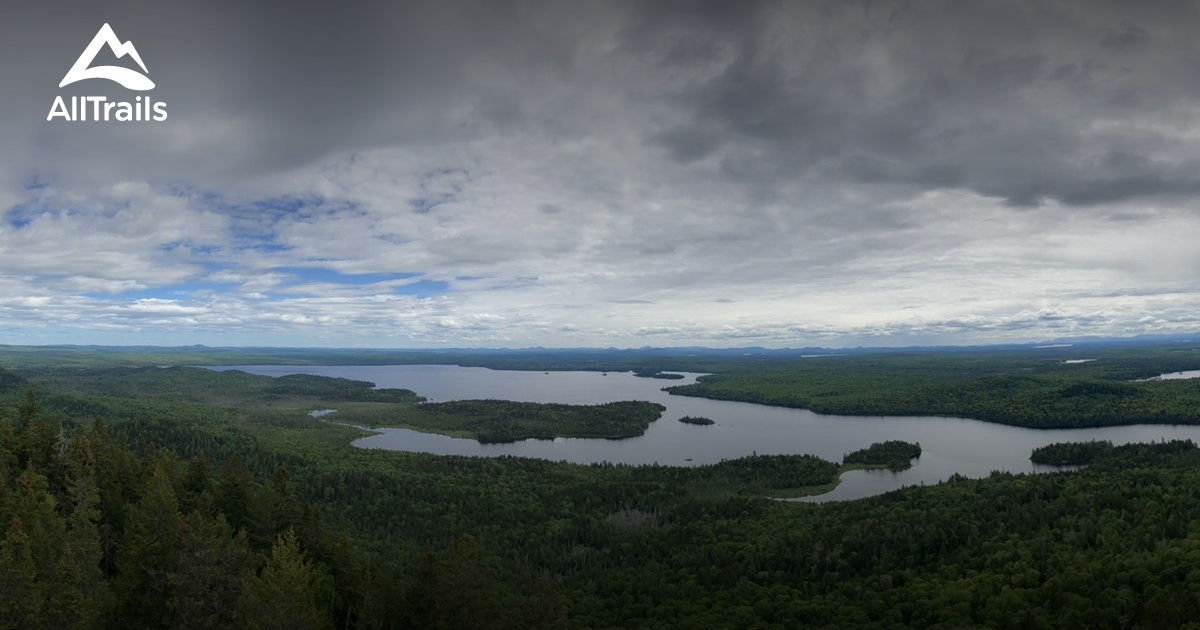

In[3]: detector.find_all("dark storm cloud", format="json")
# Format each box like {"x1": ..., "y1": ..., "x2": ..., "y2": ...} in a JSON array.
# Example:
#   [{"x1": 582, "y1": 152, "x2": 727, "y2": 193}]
[
  {"x1": 0, "y1": 0, "x2": 601, "y2": 188},
  {"x1": 1101, "y1": 22, "x2": 1151, "y2": 51},
  {"x1": 5, "y1": 0, "x2": 1199, "y2": 206},
  {"x1": 624, "y1": 0, "x2": 1200, "y2": 207}
]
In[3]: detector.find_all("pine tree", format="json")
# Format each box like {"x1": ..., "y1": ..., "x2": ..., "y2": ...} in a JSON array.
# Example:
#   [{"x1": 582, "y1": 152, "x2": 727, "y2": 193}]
[
  {"x1": 250, "y1": 467, "x2": 302, "y2": 548},
  {"x1": 237, "y1": 529, "x2": 331, "y2": 629},
  {"x1": 16, "y1": 389, "x2": 58, "y2": 473},
  {"x1": 62, "y1": 436, "x2": 111, "y2": 622},
  {"x1": 216, "y1": 457, "x2": 254, "y2": 533},
  {"x1": 438, "y1": 535, "x2": 502, "y2": 630},
  {"x1": 182, "y1": 454, "x2": 215, "y2": 515},
  {"x1": 163, "y1": 512, "x2": 257, "y2": 629},
  {"x1": 404, "y1": 549, "x2": 443, "y2": 628},
  {"x1": 0, "y1": 419, "x2": 16, "y2": 526},
  {"x1": 89, "y1": 417, "x2": 142, "y2": 572},
  {"x1": 115, "y1": 463, "x2": 184, "y2": 626},
  {"x1": 0, "y1": 517, "x2": 41, "y2": 628},
  {"x1": 43, "y1": 544, "x2": 103, "y2": 629}
]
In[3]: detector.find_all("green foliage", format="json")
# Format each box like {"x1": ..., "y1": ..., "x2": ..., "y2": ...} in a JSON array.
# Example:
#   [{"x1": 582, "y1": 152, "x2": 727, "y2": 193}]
[
  {"x1": 334, "y1": 399, "x2": 667, "y2": 443},
  {"x1": 677, "y1": 415, "x2": 715, "y2": 425},
  {"x1": 264, "y1": 374, "x2": 422, "y2": 403},
  {"x1": 550, "y1": 441, "x2": 1200, "y2": 627},
  {"x1": 9, "y1": 356, "x2": 1200, "y2": 627},
  {"x1": 633, "y1": 370, "x2": 686, "y2": 380},
  {"x1": 0, "y1": 516, "x2": 41, "y2": 628},
  {"x1": 238, "y1": 529, "x2": 331, "y2": 630},
  {"x1": 666, "y1": 347, "x2": 1200, "y2": 428},
  {"x1": 1031, "y1": 440, "x2": 1116, "y2": 465},
  {"x1": 696, "y1": 454, "x2": 838, "y2": 491},
  {"x1": 20, "y1": 365, "x2": 418, "y2": 411},
  {"x1": 843, "y1": 440, "x2": 922, "y2": 471},
  {"x1": 402, "y1": 535, "x2": 501, "y2": 629},
  {"x1": 19, "y1": 365, "x2": 665, "y2": 444},
  {"x1": 0, "y1": 368, "x2": 23, "y2": 393},
  {"x1": 0, "y1": 394, "x2": 404, "y2": 628}
]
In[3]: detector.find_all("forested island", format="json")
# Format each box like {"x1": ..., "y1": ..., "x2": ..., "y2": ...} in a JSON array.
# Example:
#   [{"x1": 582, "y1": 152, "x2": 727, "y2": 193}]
[
  {"x1": 1030, "y1": 440, "x2": 1115, "y2": 465},
  {"x1": 632, "y1": 369, "x2": 687, "y2": 380},
  {"x1": 677, "y1": 415, "x2": 715, "y2": 425},
  {"x1": 4, "y1": 344, "x2": 1200, "y2": 627},
  {"x1": 765, "y1": 441, "x2": 924, "y2": 498},
  {"x1": 332, "y1": 399, "x2": 666, "y2": 443},
  {"x1": 843, "y1": 440, "x2": 922, "y2": 471}
]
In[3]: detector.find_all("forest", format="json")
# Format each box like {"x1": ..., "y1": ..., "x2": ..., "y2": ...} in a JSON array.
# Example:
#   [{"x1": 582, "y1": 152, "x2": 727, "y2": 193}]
[
  {"x1": 664, "y1": 346, "x2": 1200, "y2": 429},
  {"x1": 3, "y1": 344, "x2": 1200, "y2": 627},
  {"x1": 632, "y1": 370, "x2": 687, "y2": 380},
  {"x1": 842, "y1": 440, "x2": 922, "y2": 471},
  {"x1": 330, "y1": 399, "x2": 666, "y2": 443},
  {"x1": 1030, "y1": 440, "x2": 1116, "y2": 465}
]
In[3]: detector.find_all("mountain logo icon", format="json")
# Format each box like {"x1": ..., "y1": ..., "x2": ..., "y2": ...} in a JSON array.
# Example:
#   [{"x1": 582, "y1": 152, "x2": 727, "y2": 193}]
[{"x1": 59, "y1": 23, "x2": 155, "y2": 91}]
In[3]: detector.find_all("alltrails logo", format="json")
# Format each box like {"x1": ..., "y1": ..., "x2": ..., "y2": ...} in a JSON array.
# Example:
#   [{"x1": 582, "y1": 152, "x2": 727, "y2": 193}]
[{"x1": 47, "y1": 23, "x2": 167, "y2": 122}]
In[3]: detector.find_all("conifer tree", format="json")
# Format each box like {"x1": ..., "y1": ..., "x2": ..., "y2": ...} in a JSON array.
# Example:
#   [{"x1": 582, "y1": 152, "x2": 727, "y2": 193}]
[
  {"x1": 0, "y1": 517, "x2": 41, "y2": 628},
  {"x1": 116, "y1": 464, "x2": 184, "y2": 626},
  {"x1": 163, "y1": 512, "x2": 256, "y2": 629},
  {"x1": 237, "y1": 529, "x2": 331, "y2": 630}
]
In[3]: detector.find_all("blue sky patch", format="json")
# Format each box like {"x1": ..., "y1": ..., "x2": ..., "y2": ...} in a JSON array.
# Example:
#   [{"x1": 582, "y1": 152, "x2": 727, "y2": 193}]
[
  {"x1": 393, "y1": 279, "x2": 449, "y2": 297},
  {"x1": 276, "y1": 267, "x2": 421, "y2": 286},
  {"x1": 252, "y1": 195, "x2": 323, "y2": 214},
  {"x1": 82, "y1": 280, "x2": 237, "y2": 300},
  {"x1": 265, "y1": 268, "x2": 450, "y2": 298}
]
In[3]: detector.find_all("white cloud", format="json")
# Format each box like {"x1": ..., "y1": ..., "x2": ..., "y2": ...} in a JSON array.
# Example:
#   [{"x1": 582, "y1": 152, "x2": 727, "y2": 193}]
[{"x1": 0, "y1": 2, "x2": 1198, "y2": 347}]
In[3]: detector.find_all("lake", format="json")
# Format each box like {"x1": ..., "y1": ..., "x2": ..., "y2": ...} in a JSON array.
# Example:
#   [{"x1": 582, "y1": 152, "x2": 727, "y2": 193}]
[
  {"x1": 1146, "y1": 370, "x2": 1200, "y2": 381},
  {"x1": 217, "y1": 365, "x2": 1200, "y2": 501}
]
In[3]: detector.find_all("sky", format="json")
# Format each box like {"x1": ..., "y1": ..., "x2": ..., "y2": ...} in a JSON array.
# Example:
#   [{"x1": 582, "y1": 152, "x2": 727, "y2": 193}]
[{"x1": 0, "y1": 0, "x2": 1198, "y2": 348}]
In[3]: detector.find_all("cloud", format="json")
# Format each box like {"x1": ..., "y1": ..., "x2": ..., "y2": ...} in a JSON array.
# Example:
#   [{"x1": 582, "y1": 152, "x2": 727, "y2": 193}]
[{"x1": 0, "y1": 1, "x2": 1197, "y2": 347}]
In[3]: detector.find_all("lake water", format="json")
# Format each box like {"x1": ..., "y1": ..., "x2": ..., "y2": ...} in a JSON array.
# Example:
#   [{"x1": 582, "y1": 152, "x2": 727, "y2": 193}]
[
  {"x1": 217, "y1": 365, "x2": 1200, "y2": 502},
  {"x1": 1146, "y1": 370, "x2": 1200, "y2": 381}
]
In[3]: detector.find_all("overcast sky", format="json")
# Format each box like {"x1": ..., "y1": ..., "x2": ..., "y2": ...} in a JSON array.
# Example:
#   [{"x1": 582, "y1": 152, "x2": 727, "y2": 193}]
[{"x1": 0, "y1": 0, "x2": 1198, "y2": 348}]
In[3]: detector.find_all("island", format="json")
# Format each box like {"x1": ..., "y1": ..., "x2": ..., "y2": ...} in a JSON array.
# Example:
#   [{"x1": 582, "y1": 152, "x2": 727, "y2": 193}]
[
  {"x1": 332, "y1": 398, "x2": 668, "y2": 444},
  {"x1": 677, "y1": 415, "x2": 715, "y2": 425},
  {"x1": 766, "y1": 440, "x2": 923, "y2": 498},
  {"x1": 1030, "y1": 440, "x2": 1114, "y2": 465},
  {"x1": 632, "y1": 369, "x2": 687, "y2": 380},
  {"x1": 843, "y1": 440, "x2": 922, "y2": 471}
]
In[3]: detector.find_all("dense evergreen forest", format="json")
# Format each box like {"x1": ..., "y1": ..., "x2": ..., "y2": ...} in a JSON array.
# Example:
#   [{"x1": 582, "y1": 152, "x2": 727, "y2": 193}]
[
  {"x1": 1031, "y1": 440, "x2": 1116, "y2": 465},
  {"x1": 4, "y1": 348, "x2": 1200, "y2": 627},
  {"x1": 665, "y1": 346, "x2": 1200, "y2": 428},
  {"x1": 843, "y1": 440, "x2": 922, "y2": 471},
  {"x1": 632, "y1": 370, "x2": 687, "y2": 380},
  {"x1": 332, "y1": 399, "x2": 666, "y2": 443},
  {"x1": 22, "y1": 366, "x2": 664, "y2": 444}
]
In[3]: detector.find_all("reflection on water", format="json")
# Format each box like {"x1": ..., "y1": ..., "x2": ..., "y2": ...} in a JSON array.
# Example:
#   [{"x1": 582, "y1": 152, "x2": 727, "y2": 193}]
[{"x1": 217, "y1": 365, "x2": 1200, "y2": 501}]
